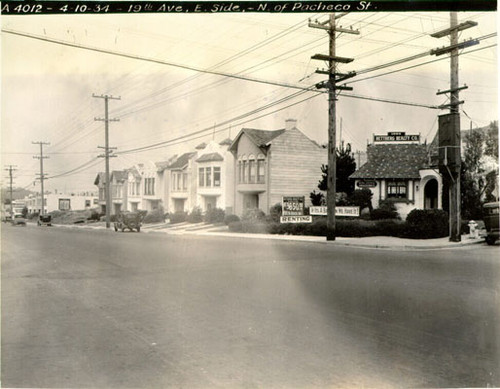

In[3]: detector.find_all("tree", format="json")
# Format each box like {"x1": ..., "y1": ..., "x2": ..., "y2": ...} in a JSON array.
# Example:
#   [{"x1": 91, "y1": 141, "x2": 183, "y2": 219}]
[
  {"x1": 460, "y1": 127, "x2": 499, "y2": 219},
  {"x1": 310, "y1": 143, "x2": 357, "y2": 205}
]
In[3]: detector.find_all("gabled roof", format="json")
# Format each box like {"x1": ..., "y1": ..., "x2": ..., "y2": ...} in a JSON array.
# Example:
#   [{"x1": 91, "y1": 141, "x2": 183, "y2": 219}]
[
  {"x1": 195, "y1": 142, "x2": 207, "y2": 150},
  {"x1": 111, "y1": 170, "x2": 128, "y2": 182},
  {"x1": 94, "y1": 172, "x2": 105, "y2": 186},
  {"x1": 219, "y1": 138, "x2": 233, "y2": 146},
  {"x1": 169, "y1": 152, "x2": 197, "y2": 170},
  {"x1": 350, "y1": 144, "x2": 429, "y2": 179},
  {"x1": 128, "y1": 167, "x2": 142, "y2": 179},
  {"x1": 155, "y1": 161, "x2": 171, "y2": 172},
  {"x1": 196, "y1": 152, "x2": 224, "y2": 163},
  {"x1": 229, "y1": 128, "x2": 285, "y2": 152}
]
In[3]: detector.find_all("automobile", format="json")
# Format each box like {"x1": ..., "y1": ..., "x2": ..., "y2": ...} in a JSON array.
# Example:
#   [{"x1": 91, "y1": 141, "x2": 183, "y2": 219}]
[
  {"x1": 114, "y1": 210, "x2": 147, "y2": 232},
  {"x1": 11, "y1": 214, "x2": 26, "y2": 226},
  {"x1": 37, "y1": 214, "x2": 52, "y2": 227},
  {"x1": 483, "y1": 201, "x2": 499, "y2": 245}
]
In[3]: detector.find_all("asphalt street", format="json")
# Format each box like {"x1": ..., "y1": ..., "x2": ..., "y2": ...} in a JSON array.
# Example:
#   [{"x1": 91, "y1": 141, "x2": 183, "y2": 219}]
[{"x1": 2, "y1": 224, "x2": 499, "y2": 388}]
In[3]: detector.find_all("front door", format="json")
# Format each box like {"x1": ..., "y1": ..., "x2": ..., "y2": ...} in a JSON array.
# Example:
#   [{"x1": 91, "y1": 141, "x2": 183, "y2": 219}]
[
  {"x1": 243, "y1": 194, "x2": 259, "y2": 210},
  {"x1": 424, "y1": 179, "x2": 438, "y2": 209}
]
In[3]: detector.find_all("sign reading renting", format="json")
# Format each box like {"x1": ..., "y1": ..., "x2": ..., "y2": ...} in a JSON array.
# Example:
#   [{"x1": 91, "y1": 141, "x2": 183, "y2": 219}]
[
  {"x1": 374, "y1": 132, "x2": 420, "y2": 142},
  {"x1": 282, "y1": 196, "x2": 305, "y2": 216},
  {"x1": 280, "y1": 215, "x2": 313, "y2": 223},
  {"x1": 309, "y1": 206, "x2": 360, "y2": 217}
]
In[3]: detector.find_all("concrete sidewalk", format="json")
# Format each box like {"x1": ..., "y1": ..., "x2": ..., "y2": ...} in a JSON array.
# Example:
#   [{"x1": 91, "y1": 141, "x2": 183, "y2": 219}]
[{"x1": 197, "y1": 230, "x2": 488, "y2": 250}]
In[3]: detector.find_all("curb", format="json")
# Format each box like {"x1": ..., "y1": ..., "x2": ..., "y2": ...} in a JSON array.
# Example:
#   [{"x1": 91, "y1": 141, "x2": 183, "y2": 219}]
[{"x1": 39, "y1": 222, "x2": 488, "y2": 250}]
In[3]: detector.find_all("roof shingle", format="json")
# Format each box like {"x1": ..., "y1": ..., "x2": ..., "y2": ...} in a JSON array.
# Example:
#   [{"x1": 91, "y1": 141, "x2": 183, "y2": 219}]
[{"x1": 350, "y1": 144, "x2": 429, "y2": 179}]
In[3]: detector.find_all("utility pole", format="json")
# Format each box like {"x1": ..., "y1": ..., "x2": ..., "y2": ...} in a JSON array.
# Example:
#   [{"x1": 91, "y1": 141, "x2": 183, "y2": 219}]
[
  {"x1": 310, "y1": 13, "x2": 358, "y2": 241},
  {"x1": 93, "y1": 94, "x2": 120, "y2": 229},
  {"x1": 33, "y1": 141, "x2": 50, "y2": 215},
  {"x1": 4, "y1": 165, "x2": 17, "y2": 217},
  {"x1": 431, "y1": 13, "x2": 478, "y2": 242}
]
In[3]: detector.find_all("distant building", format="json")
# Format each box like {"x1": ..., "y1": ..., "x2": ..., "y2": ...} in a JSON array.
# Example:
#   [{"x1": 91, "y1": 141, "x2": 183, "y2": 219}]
[
  {"x1": 350, "y1": 132, "x2": 442, "y2": 219},
  {"x1": 25, "y1": 192, "x2": 98, "y2": 214},
  {"x1": 229, "y1": 119, "x2": 327, "y2": 215}
]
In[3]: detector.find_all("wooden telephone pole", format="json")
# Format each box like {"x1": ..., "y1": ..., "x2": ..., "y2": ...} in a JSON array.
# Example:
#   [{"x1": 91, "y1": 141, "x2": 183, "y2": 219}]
[
  {"x1": 93, "y1": 94, "x2": 120, "y2": 229},
  {"x1": 33, "y1": 141, "x2": 50, "y2": 215},
  {"x1": 4, "y1": 165, "x2": 17, "y2": 217},
  {"x1": 309, "y1": 13, "x2": 358, "y2": 240},
  {"x1": 431, "y1": 13, "x2": 478, "y2": 242}
]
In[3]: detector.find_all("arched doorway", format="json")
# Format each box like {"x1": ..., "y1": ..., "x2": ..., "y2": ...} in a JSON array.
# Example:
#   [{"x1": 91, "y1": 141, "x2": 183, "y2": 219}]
[{"x1": 424, "y1": 179, "x2": 438, "y2": 209}]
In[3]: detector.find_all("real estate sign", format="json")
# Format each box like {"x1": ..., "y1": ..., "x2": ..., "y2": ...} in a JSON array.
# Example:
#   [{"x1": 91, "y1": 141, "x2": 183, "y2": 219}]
[
  {"x1": 282, "y1": 196, "x2": 305, "y2": 216},
  {"x1": 309, "y1": 206, "x2": 360, "y2": 217}
]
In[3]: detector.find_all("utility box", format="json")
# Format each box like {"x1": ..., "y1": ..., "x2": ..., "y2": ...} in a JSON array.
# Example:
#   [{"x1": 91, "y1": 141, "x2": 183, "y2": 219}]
[{"x1": 438, "y1": 113, "x2": 461, "y2": 174}]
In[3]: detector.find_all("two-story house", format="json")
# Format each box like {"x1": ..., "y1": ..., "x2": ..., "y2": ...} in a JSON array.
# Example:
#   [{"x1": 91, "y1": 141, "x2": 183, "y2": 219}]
[
  {"x1": 127, "y1": 166, "x2": 143, "y2": 212},
  {"x1": 229, "y1": 119, "x2": 327, "y2": 215},
  {"x1": 195, "y1": 139, "x2": 235, "y2": 214},
  {"x1": 110, "y1": 170, "x2": 128, "y2": 215},
  {"x1": 94, "y1": 172, "x2": 107, "y2": 215},
  {"x1": 167, "y1": 152, "x2": 197, "y2": 213}
]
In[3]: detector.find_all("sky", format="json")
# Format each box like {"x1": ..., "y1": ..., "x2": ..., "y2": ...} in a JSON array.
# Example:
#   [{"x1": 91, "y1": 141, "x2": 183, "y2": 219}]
[{"x1": 1, "y1": 10, "x2": 498, "y2": 193}]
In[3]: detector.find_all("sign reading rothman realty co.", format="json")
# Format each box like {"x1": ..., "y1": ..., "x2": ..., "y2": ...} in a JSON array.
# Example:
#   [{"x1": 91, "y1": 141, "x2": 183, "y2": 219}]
[
  {"x1": 309, "y1": 206, "x2": 360, "y2": 217},
  {"x1": 374, "y1": 132, "x2": 420, "y2": 143},
  {"x1": 281, "y1": 196, "x2": 312, "y2": 223}
]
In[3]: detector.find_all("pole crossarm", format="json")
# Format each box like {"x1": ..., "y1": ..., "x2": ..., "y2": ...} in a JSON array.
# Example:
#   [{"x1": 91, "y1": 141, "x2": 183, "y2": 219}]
[
  {"x1": 430, "y1": 20, "x2": 478, "y2": 38},
  {"x1": 431, "y1": 38, "x2": 480, "y2": 56}
]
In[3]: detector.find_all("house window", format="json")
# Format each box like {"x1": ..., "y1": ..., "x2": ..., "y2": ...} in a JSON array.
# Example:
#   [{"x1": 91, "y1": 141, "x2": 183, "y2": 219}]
[
  {"x1": 205, "y1": 167, "x2": 212, "y2": 187},
  {"x1": 144, "y1": 178, "x2": 155, "y2": 195},
  {"x1": 257, "y1": 156, "x2": 265, "y2": 184},
  {"x1": 199, "y1": 168, "x2": 205, "y2": 187},
  {"x1": 214, "y1": 167, "x2": 221, "y2": 187},
  {"x1": 238, "y1": 160, "x2": 243, "y2": 183},
  {"x1": 59, "y1": 198, "x2": 71, "y2": 211},
  {"x1": 387, "y1": 180, "x2": 407, "y2": 199},
  {"x1": 182, "y1": 173, "x2": 188, "y2": 190},
  {"x1": 248, "y1": 156, "x2": 256, "y2": 183},
  {"x1": 242, "y1": 160, "x2": 247, "y2": 183}
]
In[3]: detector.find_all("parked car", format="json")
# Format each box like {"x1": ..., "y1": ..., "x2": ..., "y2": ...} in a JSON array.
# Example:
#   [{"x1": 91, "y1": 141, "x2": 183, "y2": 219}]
[
  {"x1": 483, "y1": 201, "x2": 499, "y2": 245},
  {"x1": 114, "y1": 210, "x2": 147, "y2": 232},
  {"x1": 11, "y1": 214, "x2": 26, "y2": 226},
  {"x1": 37, "y1": 214, "x2": 52, "y2": 227}
]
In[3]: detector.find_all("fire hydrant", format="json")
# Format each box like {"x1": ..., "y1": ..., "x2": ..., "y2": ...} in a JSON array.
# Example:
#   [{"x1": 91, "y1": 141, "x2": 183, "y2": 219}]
[{"x1": 468, "y1": 220, "x2": 479, "y2": 239}]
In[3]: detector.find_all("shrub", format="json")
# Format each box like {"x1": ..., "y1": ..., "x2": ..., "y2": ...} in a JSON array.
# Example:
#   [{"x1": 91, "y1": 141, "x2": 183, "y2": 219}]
[
  {"x1": 268, "y1": 203, "x2": 282, "y2": 223},
  {"x1": 348, "y1": 189, "x2": 373, "y2": 211},
  {"x1": 241, "y1": 220, "x2": 269, "y2": 234},
  {"x1": 228, "y1": 220, "x2": 243, "y2": 232},
  {"x1": 204, "y1": 208, "x2": 225, "y2": 224},
  {"x1": 87, "y1": 209, "x2": 102, "y2": 221},
  {"x1": 373, "y1": 219, "x2": 405, "y2": 237},
  {"x1": 371, "y1": 200, "x2": 399, "y2": 220},
  {"x1": 169, "y1": 211, "x2": 187, "y2": 224},
  {"x1": 144, "y1": 208, "x2": 166, "y2": 224},
  {"x1": 27, "y1": 212, "x2": 39, "y2": 220},
  {"x1": 187, "y1": 207, "x2": 203, "y2": 223},
  {"x1": 404, "y1": 209, "x2": 449, "y2": 239},
  {"x1": 224, "y1": 214, "x2": 240, "y2": 225},
  {"x1": 241, "y1": 208, "x2": 266, "y2": 221}
]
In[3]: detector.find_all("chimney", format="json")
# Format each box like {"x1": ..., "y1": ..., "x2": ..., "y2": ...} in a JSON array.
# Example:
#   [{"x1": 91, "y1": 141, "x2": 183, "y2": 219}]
[{"x1": 285, "y1": 118, "x2": 297, "y2": 131}]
